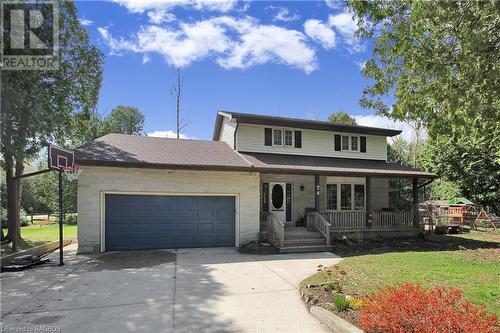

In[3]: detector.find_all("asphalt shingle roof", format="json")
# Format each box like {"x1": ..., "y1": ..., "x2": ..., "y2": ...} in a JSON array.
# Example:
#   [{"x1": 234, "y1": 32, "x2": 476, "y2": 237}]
[
  {"x1": 75, "y1": 134, "x2": 253, "y2": 170},
  {"x1": 75, "y1": 134, "x2": 435, "y2": 178},
  {"x1": 240, "y1": 152, "x2": 435, "y2": 178}
]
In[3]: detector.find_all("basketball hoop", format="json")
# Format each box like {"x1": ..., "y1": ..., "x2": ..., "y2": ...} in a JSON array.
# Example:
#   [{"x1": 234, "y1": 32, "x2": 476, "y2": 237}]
[{"x1": 62, "y1": 164, "x2": 83, "y2": 181}]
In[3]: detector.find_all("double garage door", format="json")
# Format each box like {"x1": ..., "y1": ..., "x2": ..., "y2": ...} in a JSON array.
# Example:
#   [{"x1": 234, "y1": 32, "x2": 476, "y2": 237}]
[{"x1": 105, "y1": 194, "x2": 235, "y2": 251}]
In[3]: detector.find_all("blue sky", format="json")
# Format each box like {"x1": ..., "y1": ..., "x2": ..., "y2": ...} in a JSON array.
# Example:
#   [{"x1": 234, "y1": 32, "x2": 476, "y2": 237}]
[{"x1": 76, "y1": 0, "x2": 408, "y2": 140}]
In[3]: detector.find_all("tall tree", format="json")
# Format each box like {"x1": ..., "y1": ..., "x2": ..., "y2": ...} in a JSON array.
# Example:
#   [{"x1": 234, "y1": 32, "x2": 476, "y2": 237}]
[
  {"x1": 1, "y1": 1, "x2": 104, "y2": 247},
  {"x1": 327, "y1": 111, "x2": 357, "y2": 125},
  {"x1": 106, "y1": 105, "x2": 144, "y2": 135},
  {"x1": 170, "y1": 68, "x2": 189, "y2": 139},
  {"x1": 348, "y1": 0, "x2": 500, "y2": 206}
]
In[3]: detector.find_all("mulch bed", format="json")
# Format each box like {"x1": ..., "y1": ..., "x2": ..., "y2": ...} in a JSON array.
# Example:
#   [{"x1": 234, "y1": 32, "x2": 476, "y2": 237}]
[{"x1": 301, "y1": 283, "x2": 361, "y2": 326}]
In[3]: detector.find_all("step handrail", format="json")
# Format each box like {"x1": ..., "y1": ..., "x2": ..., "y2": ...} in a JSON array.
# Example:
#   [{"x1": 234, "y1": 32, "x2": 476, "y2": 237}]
[
  {"x1": 265, "y1": 212, "x2": 285, "y2": 248},
  {"x1": 307, "y1": 212, "x2": 331, "y2": 246}
]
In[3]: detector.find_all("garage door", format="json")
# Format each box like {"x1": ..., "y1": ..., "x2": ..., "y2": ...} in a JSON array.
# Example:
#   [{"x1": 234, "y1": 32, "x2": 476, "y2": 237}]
[{"x1": 105, "y1": 194, "x2": 235, "y2": 251}]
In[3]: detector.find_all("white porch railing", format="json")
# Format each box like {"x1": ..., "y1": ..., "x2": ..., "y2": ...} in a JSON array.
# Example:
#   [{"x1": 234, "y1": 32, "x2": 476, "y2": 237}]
[
  {"x1": 306, "y1": 212, "x2": 331, "y2": 246},
  {"x1": 261, "y1": 212, "x2": 285, "y2": 248},
  {"x1": 320, "y1": 211, "x2": 365, "y2": 231},
  {"x1": 372, "y1": 211, "x2": 414, "y2": 229},
  {"x1": 320, "y1": 211, "x2": 416, "y2": 231}
]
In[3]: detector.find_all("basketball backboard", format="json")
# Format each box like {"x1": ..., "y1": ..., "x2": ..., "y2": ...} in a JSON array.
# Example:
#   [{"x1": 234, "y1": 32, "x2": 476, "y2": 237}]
[{"x1": 48, "y1": 144, "x2": 74, "y2": 170}]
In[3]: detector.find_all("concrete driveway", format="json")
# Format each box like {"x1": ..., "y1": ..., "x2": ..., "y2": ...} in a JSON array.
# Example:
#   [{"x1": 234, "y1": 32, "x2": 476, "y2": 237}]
[{"x1": 1, "y1": 244, "x2": 341, "y2": 332}]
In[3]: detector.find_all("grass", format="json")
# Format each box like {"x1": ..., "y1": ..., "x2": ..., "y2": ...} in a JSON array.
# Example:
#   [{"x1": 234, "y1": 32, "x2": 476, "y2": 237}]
[
  {"x1": 1, "y1": 224, "x2": 77, "y2": 255},
  {"x1": 301, "y1": 231, "x2": 500, "y2": 317}
]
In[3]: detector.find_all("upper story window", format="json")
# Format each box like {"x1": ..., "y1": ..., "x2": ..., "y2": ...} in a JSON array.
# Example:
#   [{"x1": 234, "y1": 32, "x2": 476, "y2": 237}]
[
  {"x1": 284, "y1": 130, "x2": 293, "y2": 147},
  {"x1": 351, "y1": 136, "x2": 358, "y2": 151},
  {"x1": 273, "y1": 129, "x2": 282, "y2": 145},
  {"x1": 341, "y1": 136, "x2": 349, "y2": 150},
  {"x1": 341, "y1": 135, "x2": 360, "y2": 152}
]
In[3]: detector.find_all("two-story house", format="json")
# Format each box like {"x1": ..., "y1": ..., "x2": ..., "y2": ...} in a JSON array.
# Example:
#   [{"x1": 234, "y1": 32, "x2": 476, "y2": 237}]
[{"x1": 75, "y1": 111, "x2": 434, "y2": 253}]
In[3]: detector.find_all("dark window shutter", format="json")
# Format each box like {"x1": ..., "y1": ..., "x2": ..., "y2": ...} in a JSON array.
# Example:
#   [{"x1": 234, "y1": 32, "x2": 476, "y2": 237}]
[
  {"x1": 286, "y1": 183, "x2": 292, "y2": 222},
  {"x1": 264, "y1": 128, "x2": 272, "y2": 146},
  {"x1": 360, "y1": 136, "x2": 367, "y2": 153},
  {"x1": 294, "y1": 131, "x2": 302, "y2": 148},
  {"x1": 262, "y1": 182, "x2": 269, "y2": 212},
  {"x1": 334, "y1": 134, "x2": 341, "y2": 151}
]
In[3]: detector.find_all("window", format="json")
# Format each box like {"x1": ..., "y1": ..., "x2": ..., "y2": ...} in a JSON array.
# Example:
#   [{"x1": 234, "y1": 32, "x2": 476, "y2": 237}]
[
  {"x1": 340, "y1": 184, "x2": 352, "y2": 210},
  {"x1": 284, "y1": 130, "x2": 293, "y2": 147},
  {"x1": 354, "y1": 184, "x2": 365, "y2": 210},
  {"x1": 351, "y1": 136, "x2": 358, "y2": 151},
  {"x1": 341, "y1": 136, "x2": 349, "y2": 150},
  {"x1": 273, "y1": 129, "x2": 282, "y2": 145},
  {"x1": 326, "y1": 184, "x2": 337, "y2": 210}
]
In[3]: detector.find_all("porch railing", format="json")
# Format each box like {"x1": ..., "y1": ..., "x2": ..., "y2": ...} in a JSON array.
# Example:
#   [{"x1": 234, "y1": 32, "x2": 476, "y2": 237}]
[
  {"x1": 320, "y1": 210, "x2": 416, "y2": 231},
  {"x1": 320, "y1": 211, "x2": 365, "y2": 231},
  {"x1": 306, "y1": 212, "x2": 331, "y2": 246},
  {"x1": 261, "y1": 212, "x2": 285, "y2": 248}
]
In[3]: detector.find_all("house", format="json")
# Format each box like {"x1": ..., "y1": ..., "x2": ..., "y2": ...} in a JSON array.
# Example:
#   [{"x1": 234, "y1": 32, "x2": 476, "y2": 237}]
[{"x1": 75, "y1": 111, "x2": 435, "y2": 253}]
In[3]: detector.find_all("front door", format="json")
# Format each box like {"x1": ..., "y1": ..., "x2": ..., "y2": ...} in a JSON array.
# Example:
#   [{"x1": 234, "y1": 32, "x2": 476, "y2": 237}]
[{"x1": 269, "y1": 182, "x2": 287, "y2": 224}]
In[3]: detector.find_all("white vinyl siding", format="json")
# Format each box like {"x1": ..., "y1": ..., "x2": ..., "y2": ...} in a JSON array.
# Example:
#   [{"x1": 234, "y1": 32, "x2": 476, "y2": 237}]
[
  {"x1": 236, "y1": 123, "x2": 387, "y2": 160},
  {"x1": 218, "y1": 117, "x2": 236, "y2": 148}
]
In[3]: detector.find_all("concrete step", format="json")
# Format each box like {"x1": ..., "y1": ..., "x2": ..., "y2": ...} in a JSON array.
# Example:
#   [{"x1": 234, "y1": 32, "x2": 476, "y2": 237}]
[
  {"x1": 284, "y1": 238, "x2": 327, "y2": 247},
  {"x1": 279, "y1": 245, "x2": 333, "y2": 254}
]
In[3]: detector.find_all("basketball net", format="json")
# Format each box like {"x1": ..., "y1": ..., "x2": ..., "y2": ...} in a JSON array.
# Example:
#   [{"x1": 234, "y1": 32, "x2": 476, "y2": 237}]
[{"x1": 62, "y1": 164, "x2": 83, "y2": 181}]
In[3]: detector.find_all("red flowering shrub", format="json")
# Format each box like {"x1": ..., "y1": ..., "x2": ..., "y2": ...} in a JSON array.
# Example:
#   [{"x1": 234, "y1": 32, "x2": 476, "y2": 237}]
[{"x1": 359, "y1": 284, "x2": 499, "y2": 333}]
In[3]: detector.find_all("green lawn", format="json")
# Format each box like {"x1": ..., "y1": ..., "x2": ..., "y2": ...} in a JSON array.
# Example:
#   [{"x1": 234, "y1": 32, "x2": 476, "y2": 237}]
[
  {"x1": 302, "y1": 232, "x2": 500, "y2": 317},
  {"x1": 1, "y1": 224, "x2": 77, "y2": 255}
]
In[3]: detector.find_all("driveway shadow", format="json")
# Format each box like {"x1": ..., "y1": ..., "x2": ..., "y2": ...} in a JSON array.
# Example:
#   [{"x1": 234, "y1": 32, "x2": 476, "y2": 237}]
[{"x1": 84, "y1": 250, "x2": 176, "y2": 271}]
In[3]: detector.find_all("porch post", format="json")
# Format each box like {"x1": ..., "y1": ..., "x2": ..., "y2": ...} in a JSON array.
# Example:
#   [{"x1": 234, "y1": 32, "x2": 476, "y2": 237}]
[
  {"x1": 412, "y1": 177, "x2": 419, "y2": 228},
  {"x1": 365, "y1": 177, "x2": 371, "y2": 212},
  {"x1": 315, "y1": 175, "x2": 320, "y2": 211}
]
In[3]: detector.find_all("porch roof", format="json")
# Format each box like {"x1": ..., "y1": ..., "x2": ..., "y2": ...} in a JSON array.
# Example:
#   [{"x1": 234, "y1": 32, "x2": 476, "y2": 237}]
[{"x1": 240, "y1": 153, "x2": 436, "y2": 178}]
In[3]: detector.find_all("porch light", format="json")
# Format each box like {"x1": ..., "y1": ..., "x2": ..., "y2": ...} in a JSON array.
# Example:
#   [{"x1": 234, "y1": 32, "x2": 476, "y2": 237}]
[{"x1": 300, "y1": 185, "x2": 305, "y2": 191}]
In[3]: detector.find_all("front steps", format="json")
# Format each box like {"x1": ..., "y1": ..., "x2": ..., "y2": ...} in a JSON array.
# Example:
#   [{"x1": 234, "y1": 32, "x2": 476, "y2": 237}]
[{"x1": 279, "y1": 226, "x2": 333, "y2": 253}]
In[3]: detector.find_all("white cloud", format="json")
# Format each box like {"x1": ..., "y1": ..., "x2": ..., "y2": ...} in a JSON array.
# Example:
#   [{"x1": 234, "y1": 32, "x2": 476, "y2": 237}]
[
  {"x1": 354, "y1": 60, "x2": 366, "y2": 70},
  {"x1": 147, "y1": 130, "x2": 191, "y2": 139},
  {"x1": 79, "y1": 18, "x2": 93, "y2": 26},
  {"x1": 354, "y1": 115, "x2": 427, "y2": 142},
  {"x1": 328, "y1": 12, "x2": 364, "y2": 53},
  {"x1": 142, "y1": 54, "x2": 151, "y2": 63},
  {"x1": 99, "y1": 16, "x2": 317, "y2": 73},
  {"x1": 267, "y1": 6, "x2": 300, "y2": 22},
  {"x1": 324, "y1": 0, "x2": 343, "y2": 9},
  {"x1": 304, "y1": 19, "x2": 336, "y2": 49},
  {"x1": 113, "y1": 0, "x2": 237, "y2": 13},
  {"x1": 147, "y1": 9, "x2": 176, "y2": 24}
]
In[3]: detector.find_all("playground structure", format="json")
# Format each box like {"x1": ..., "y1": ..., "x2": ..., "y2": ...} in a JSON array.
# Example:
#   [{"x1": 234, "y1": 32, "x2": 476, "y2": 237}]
[{"x1": 420, "y1": 198, "x2": 479, "y2": 233}]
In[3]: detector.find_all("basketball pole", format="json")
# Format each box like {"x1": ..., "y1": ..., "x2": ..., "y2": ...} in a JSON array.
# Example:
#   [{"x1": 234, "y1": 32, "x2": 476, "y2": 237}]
[{"x1": 58, "y1": 170, "x2": 64, "y2": 266}]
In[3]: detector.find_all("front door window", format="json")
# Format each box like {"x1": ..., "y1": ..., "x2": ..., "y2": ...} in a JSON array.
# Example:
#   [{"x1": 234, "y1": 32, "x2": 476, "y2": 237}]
[{"x1": 271, "y1": 184, "x2": 284, "y2": 210}]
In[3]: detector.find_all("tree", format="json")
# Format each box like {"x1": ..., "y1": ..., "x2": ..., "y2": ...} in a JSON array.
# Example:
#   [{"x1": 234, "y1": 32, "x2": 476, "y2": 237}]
[
  {"x1": 107, "y1": 106, "x2": 144, "y2": 135},
  {"x1": 1, "y1": 1, "x2": 104, "y2": 248},
  {"x1": 170, "y1": 68, "x2": 189, "y2": 138},
  {"x1": 348, "y1": 0, "x2": 500, "y2": 207},
  {"x1": 327, "y1": 111, "x2": 357, "y2": 125}
]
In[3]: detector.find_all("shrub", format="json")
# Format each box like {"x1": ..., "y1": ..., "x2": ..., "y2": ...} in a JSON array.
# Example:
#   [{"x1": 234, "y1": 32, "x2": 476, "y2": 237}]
[
  {"x1": 324, "y1": 281, "x2": 342, "y2": 292},
  {"x1": 347, "y1": 296, "x2": 364, "y2": 310},
  {"x1": 359, "y1": 284, "x2": 499, "y2": 333},
  {"x1": 333, "y1": 294, "x2": 350, "y2": 312}
]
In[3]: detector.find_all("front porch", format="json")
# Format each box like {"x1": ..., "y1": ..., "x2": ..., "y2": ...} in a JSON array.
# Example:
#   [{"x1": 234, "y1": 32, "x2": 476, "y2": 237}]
[{"x1": 259, "y1": 173, "x2": 424, "y2": 253}]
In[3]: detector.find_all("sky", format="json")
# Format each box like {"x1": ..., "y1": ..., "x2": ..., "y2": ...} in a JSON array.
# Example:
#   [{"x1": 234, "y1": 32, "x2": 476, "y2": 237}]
[{"x1": 75, "y1": 0, "x2": 414, "y2": 141}]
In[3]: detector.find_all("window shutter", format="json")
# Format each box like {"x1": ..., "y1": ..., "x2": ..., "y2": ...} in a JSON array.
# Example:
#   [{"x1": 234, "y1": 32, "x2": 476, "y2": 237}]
[
  {"x1": 294, "y1": 131, "x2": 302, "y2": 148},
  {"x1": 264, "y1": 128, "x2": 272, "y2": 146},
  {"x1": 360, "y1": 136, "x2": 367, "y2": 153},
  {"x1": 334, "y1": 134, "x2": 341, "y2": 151},
  {"x1": 262, "y1": 182, "x2": 269, "y2": 212}
]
